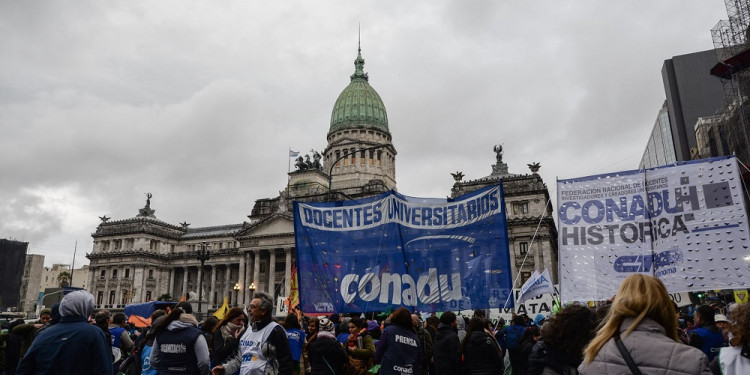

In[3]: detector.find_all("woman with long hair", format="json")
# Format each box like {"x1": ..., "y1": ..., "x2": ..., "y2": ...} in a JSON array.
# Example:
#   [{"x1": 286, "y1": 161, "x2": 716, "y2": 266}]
[
  {"x1": 515, "y1": 326, "x2": 540, "y2": 375},
  {"x1": 461, "y1": 318, "x2": 502, "y2": 375},
  {"x1": 284, "y1": 314, "x2": 306, "y2": 375},
  {"x1": 149, "y1": 301, "x2": 211, "y2": 374},
  {"x1": 307, "y1": 317, "x2": 348, "y2": 375},
  {"x1": 527, "y1": 304, "x2": 596, "y2": 375},
  {"x1": 710, "y1": 302, "x2": 750, "y2": 374},
  {"x1": 301, "y1": 317, "x2": 320, "y2": 374},
  {"x1": 344, "y1": 317, "x2": 375, "y2": 375},
  {"x1": 578, "y1": 274, "x2": 711, "y2": 374},
  {"x1": 211, "y1": 307, "x2": 246, "y2": 369}
]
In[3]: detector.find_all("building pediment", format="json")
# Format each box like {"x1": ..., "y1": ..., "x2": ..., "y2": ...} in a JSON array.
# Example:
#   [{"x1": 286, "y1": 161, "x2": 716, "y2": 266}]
[{"x1": 236, "y1": 213, "x2": 294, "y2": 239}]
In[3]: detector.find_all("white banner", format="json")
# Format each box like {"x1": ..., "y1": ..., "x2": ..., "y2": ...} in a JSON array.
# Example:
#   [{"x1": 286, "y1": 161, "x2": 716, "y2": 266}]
[
  {"x1": 557, "y1": 156, "x2": 750, "y2": 302},
  {"x1": 518, "y1": 269, "x2": 555, "y2": 304}
]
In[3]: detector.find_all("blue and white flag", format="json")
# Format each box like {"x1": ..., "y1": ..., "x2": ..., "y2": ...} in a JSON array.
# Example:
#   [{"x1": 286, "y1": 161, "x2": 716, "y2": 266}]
[
  {"x1": 517, "y1": 269, "x2": 554, "y2": 304},
  {"x1": 289, "y1": 149, "x2": 299, "y2": 158},
  {"x1": 557, "y1": 156, "x2": 750, "y2": 302},
  {"x1": 293, "y1": 185, "x2": 514, "y2": 313}
]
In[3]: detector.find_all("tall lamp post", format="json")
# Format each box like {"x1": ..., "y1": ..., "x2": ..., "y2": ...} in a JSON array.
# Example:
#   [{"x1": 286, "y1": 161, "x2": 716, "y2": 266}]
[
  {"x1": 327, "y1": 144, "x2": 389, "y2": 200},
  {"x1": 248, "y1": 282, "x2": 256, "y2": 299},
  {"x1": 196, "y1": 242, "x2": 211, "y2": 318}
]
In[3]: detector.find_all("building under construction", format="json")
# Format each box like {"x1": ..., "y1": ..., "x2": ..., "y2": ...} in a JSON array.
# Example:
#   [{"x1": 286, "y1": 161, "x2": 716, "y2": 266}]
[{"x1": 701, "y1": 0, "x2": 750, "y2": 173}]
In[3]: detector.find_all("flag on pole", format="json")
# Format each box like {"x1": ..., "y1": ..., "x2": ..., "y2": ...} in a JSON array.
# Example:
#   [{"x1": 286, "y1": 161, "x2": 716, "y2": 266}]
[
  {"x1": 285, "y1": 261, "x2": 299, "y2": 312},
  {"x1": 213, "y1": 297, "x2": 229, "y2": 319},
  {"x1": 518, "y1": 269, "x2": 555, "y2": 304},
  {"x1": 289, "y1": 149, "x2": 299, "y2": 158}
]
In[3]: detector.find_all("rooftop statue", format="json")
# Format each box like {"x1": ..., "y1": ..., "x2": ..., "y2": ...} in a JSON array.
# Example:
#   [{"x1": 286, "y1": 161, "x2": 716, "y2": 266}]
[{"x1": 493, "y1": 144, "x2": 503, "y2": 164}]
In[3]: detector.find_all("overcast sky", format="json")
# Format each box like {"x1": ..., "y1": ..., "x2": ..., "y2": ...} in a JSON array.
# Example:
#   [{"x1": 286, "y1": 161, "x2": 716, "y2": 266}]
[{"x1": 1, "y1": 1, "x2": 729, "y2": 266}]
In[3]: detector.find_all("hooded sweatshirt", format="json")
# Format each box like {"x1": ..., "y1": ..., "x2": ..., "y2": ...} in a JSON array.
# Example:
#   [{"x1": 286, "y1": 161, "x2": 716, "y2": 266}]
[
  {"x1": 150, "y1": 313, "x2": 210, "y2": 375},
  {"x1": 16, "y1": 291, "x2": 112, "y2": 375}
]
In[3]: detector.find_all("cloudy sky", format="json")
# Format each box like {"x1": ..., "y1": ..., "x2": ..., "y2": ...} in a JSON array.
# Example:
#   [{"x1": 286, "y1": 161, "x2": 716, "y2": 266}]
[{"x1": 1, "y1": 1, "x2": 729, "y2": 266}]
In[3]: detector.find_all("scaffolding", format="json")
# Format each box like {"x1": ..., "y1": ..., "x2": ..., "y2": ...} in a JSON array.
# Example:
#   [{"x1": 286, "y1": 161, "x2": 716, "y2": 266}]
[{"x1": 709, "y1": 0, "x2": 750, "y2": 165}]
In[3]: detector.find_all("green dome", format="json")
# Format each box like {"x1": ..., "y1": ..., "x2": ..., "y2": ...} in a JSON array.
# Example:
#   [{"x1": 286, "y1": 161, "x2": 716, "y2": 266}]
[{"x1": 329, "y1": 47, "x2": 389, "y2": 134}]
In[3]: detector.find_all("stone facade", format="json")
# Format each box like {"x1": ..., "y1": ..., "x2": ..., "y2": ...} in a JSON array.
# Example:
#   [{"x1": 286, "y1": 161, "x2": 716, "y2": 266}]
[
  {"x1": 450, "y1": 152, "x2": 558, "y2": 288},
  {"x1": 20, "y1": 254, "x2": 45, "y2": 315}
]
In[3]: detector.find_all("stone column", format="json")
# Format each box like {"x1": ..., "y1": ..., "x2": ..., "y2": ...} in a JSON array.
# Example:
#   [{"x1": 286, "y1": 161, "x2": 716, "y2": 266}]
[
  {"x1": 238, "y1": 252, "x2": 245, "y2": 306},
  {"x1": 197, "y1": 263, "x2": 204, "y2": 303},
  {"x1": 114, "y1": 266, "x2": 122, "y2": 306},
  {"x1": 224, "y1": 265, "x2": 231, "y2": 304},
  {"x1": 103, "y1": 266, "x2": 110, "y2": 307},
  {"x1": 243, "y1": 253, "x2": 251, "y2": 305},
  {"x1": 285, "y1": 249, "x2": 292, "y2": 297},
  {"x1": 168, "y1": 268, "x2": 175, "y2": 299},
  {"x1": 140, "y1": 266, "x2": 147, "y2": 302},
  {"x1": 268, "y1": 249, "x2": 276, "y2": 296},
  {"x1": 533, "y1": 242, "x2": 542, "y2": 273},
  {"x1": 252, "y1": 251, "x2": 260, "y2": 298},
  {"x1": 182, "y1": 266, "x2": 188, "y2": 300},
  {"x1": 209, "y1": 265, "x2": 217, "y2": 306}
]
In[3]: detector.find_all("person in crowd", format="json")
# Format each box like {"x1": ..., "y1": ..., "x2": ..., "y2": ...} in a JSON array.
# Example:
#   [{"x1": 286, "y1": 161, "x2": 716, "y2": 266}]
[
  {"x1": 211, "y1": 292, "x2": 292, "y2": 375},
  {"x1": 690, "y1": 304, "x2": 727, "y2": 362},
  {"x1": 337, "y1": 317, "x2": 351, "y2": 345},
  {"x1": 16, "y1": 290, "x2": 112, "y2": 375},
  {"x1": 94, "y1": 309, "x2": 112, "y2": 336},
  {"x1": 433, "y1": 311, "x2": 461, "y2": 375},
  {"x1": 136, "y1": 309, "x2": 168, "y2": 375},
  {"x1": 533, "y1": 314, "x2": 546, "y2": 327},
  {"x1": 456, "y1": 316, "x2": 467, "y2": 343},
  {"x1": 514, "y1": 326, "x2": 540, "y2": 375},
  {"x1": 578, "y1": 274, "x2": 711, "y2": 375},
  {"x1": 284, "y1": 314, "x2": 306, "y2": 375},
  {"x1": 4, "y1": 319, "x2": 26, "y2": 375},
  {"x1": 111, "y1": 312, "x2": 135, "y2": 367},
  {"x1": 366, "y1": 320, "x2": 381, "y2": 341},
  {"x1": 498, "y1": 315, "x2": 527, "y2": 375},
  {"x1": 307, "y1": 317, "x2": 348, "y2": 375},
  {"x1": 411, "y1": 314, "x2": 433, "y2": 375},
  {"x1": 473, "y1": 309, "x2": 486, "y2": 320},
  {"x1": 345, "y1": 317, "x2": 375, "y2": 374},
  {"x1": 8, "y1": 308, "x2": 52, "y2": 365},
  {"x1": 212, "y1": 307, "x2": 247, "y2": 370},
  {"x1": 527, "y1": 304, "x2": 596, "y2": 375},
  {"x1": 33, "y1": 302, "x2": 60, "y2": 338},
  {"x1": 714, "y1": 314, "x2": 731, "y2": 342},
  {"x1": 710, "y1": 302, "x2": 750, "y2": 374},
  {"x1": 150, "y1": 301, "x2": 210, "y2": 375},
  {"x1": 330, "y1": 314, "x2": 341, "y2": 336},
  {"x1": 424, "y1": 316, "x2": 439, "y2": 375},
  {"x1": 301, "y1": 317, "x2": 320, "y2": 374},
  {"x1": 461, "y1": 318, "x2": 502, "y2": 375},
  {"x1": 202, "y1": 316, "x2": 220, "y2": 356},
  {"x1": 375, "y1": 307, "x2": 420, "y2": 375}
]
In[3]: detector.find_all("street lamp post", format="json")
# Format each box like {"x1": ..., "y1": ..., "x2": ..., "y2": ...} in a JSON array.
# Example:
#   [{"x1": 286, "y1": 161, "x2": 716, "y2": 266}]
[
  {"x1": 327, "y1": 144, "x2": 389, "y2": 200},
  {"x1": 248, "y1": 282, "x2": 256, "y2": 299},
  {"x1": 196, "y1": 242, "x2": 211, "y2": 317},
  {"x1": 233, "y1": 283, "x2": 240, "y2": 306}
]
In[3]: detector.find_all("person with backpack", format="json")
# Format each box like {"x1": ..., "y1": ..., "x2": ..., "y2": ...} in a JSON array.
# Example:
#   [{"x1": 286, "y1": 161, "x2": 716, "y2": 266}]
[
  {"x1": 500, "y1": 316, "x2": 527, "y2": 375},
  {"x1": 111, "y1": 312, "x2": 134, "y2": 372}
]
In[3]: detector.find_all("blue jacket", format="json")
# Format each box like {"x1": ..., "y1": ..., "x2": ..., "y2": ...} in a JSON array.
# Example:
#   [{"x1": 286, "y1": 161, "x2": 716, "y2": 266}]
[{"x1": 16, "y1": 316, "x2": 113, "y2": 375}]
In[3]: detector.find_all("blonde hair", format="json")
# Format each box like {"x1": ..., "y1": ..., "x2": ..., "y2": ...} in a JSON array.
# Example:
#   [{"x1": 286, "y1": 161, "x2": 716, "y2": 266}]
[{"x1": 583, "y1": 274, "x2": 678, "y2": 363}]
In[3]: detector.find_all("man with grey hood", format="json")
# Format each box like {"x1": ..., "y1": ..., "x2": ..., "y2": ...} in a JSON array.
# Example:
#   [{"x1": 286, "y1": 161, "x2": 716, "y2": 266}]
[{"x1": 16, "y1": 290, "x2": 112, "y2": 375}]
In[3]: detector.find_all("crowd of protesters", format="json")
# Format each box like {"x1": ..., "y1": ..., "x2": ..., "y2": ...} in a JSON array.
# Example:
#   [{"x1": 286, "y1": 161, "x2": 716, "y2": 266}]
[{"x1": 1, "y1": 275, "x2": 749, "y2": 375}]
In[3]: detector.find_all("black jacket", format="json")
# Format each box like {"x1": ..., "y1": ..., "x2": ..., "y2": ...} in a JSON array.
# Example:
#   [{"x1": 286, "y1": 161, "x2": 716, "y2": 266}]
[
  {"x1": 308, "y1": 335, "x2": 348, "y2": 375},
  {"x1": 211, "y1": 329, "x2": 240, "y2": 365},
  {"x1": 462, "y1": 331, "x2": 502, "y2": 375},
  {"x1": 434, "y1": 324, "x2": 461, "y2": 375},
  {"x1": 527, "y1": 340, "x2": 581, "y2": 375}
]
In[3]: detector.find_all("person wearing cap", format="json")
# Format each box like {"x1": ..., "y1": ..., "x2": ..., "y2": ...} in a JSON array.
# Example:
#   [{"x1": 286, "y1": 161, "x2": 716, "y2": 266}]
[
  {"x1": 533, "y1": 314, "x2": 546, "y2": 327},
  {"x1": 709, "y1": 303, "x2": 750, "y2": 375},
  {"x1": 308, "y1": 317, "x2": 347, "y2": 374},
  {"x1": 212, "y1": 292, "x2": 292, "y2": 375},
  {"x1": 16, "y1": 290, "x2": 112, "y2": 375},
  {"x1": 715, "y1": 314, "x2": 731, "y2": 342},
  {"x1": 690, "y1": 305, "x2": 728, "y2": 361}
]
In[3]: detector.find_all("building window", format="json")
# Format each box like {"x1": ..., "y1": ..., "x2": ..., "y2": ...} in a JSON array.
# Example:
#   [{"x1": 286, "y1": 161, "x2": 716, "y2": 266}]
[
  {"x1": 100, "y1": 270, "x2": 106, "y2": 279},
  {"x1": 109, "y1": 291, "x2": 116, "y2": 305},
  {"x1": 125, "y1": 238, "x2": 134, "y2": 249},
  {"x1": 171, "y1": 244, "x2": 175, "y2": 253},
  {"x1": 146, "y1": 291, "x2": 152, "y2": 301},
  {"x1": 521, "y1": 272, "x2": 532, "y2": 284},
  {"x1": 335, "y1": 150, "x2": 341, "y2": 166},
  {"x1": 513, "y1": 202, "x2": 529, "y2": 215},
  {"x1": 148, "y1": 269, "x2": 154, "y2": 279},
  {"x1": 114, "y1": 239, "x2": 122, "y2": 250},
  {"x1": 519, "y1": 242, "x2": 529, "y2": 255},
  {"x1": 150, "y1": 240, "x2": 158, "y2": 250},
  {"x1": 112, "y1": 269, "x2": 118, "y2": 279},
  {"x1": 360, "y1": 150, "x2": 366, "y2": 164},
  {"x1": 97, "y1": 291, "x2": 103, "y2": 305},
  {"x1": 377, "y1": 151, "x2": 382, "y2": 166},
  {"x1": 121, "y1": 290, "x2": 128, "y2": 305},
  {"x1": 124, "y1": 268, "x2": 130, "y2": 278},
  {"x1": 102, "y1": 241, "x2": 110, "y2": 251},
  {"x1": 369, "y1": 150, "x2": 374, "y2": 165}
]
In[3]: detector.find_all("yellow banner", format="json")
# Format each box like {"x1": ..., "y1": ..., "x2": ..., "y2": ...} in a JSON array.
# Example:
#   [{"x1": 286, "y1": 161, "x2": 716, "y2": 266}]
[
  {"x1": 735, "y1": 290, "x2": 749, "y2": 304},
  {"x1": 213, "y1": 297, "x2": 229, "y2": 319}
]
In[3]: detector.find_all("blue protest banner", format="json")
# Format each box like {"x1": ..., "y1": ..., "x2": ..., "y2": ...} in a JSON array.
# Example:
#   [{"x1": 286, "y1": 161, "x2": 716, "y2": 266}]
[{"x1": 293, "y1": 184, "x2": 513, "y2": 313}]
